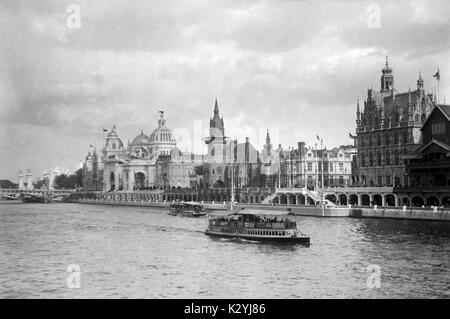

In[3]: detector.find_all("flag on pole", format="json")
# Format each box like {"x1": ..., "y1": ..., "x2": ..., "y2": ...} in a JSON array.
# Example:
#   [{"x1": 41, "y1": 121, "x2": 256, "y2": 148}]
[
  {"x1": 103, "y1": 128, "x2": 108, "y2": 132},
  {"x1": 433, "y1": 68, "x2": 440, "y2": 81},
  {"x1": 89, "y1": 144, "x2": 94, "y2": 148},
  {"x1": 316, "y1": 135, "x2": 320, "y2": 141}
]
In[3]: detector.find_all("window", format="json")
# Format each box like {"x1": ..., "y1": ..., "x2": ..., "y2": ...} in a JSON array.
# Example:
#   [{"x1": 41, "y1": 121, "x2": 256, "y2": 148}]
[
  {"x1": 339, "y1": 176, "x2": 344, "y2": 186},
  {"x1": 307, "y1": 163, "x2": 312, "y2": 171},
  {"x1": 361, "y1": 152, "x2": 365, "y2": 167},
  {"x1": 339, "y1": 163, "x2": 343, "y2": 171},
  {"x1": 394, "y1": 131, "x2": 399, "y2": 144},
  {"x1": 377, "y1": 175, "x2": 382, "y2": 186},
  {"x1": 329, "y1": 163, "x2": 333, "y2": 171},
  {"x1": 368, "y1": 135, "x2": 373, "y2": 147},
  {"x1": 386, "y1": 175, "x2": 391, "y2": 185},
  {"x1": 394, "y1": 151, "x2": 399, "y2": 165},
  {"x1": 403, "y1": 130, "x2": 408, "y2": 144},
  {"x1": 385, "y1": 134, "x2": 390, "y2": 146},
  {"x1": 361, "y1": 137, "x2": 365, "y2": 147},
  {"x1": 385, "y1": 151, "x2": 390, "y2": 166},
  {"x1": 369, "y1": 153, "x2": 374, "y2": 166},
  {"x1": 112, "y1": 143, "x2": 116, "y2": 149},
  {"x1": 377, "y1": 134, "x2": 381, "y2": 146},
  {"x1": 432, "y1": 122, "x2": 446, "y2": 135}
]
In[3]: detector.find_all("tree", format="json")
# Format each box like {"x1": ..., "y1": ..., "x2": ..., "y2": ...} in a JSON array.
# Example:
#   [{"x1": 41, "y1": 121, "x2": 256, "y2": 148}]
[
  {"x1": 33, "y1": 179, "x2": 47, "y2": 189},
  {"x1": 53, "y1": 169, "x2": 83, "y2": 189}
]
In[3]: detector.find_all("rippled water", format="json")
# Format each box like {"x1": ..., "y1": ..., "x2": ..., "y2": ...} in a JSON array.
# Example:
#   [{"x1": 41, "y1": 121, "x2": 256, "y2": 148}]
[{"x1": 0, "y1": 203, "x2": 449, "y2": 298}]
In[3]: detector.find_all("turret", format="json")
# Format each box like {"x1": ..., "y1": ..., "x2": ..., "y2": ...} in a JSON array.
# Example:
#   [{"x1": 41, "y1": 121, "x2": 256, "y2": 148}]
[
  {"x1": 356, "y1": 99, "x2": 361, "y2": 126},
  {"x1": 380, "y1": 56, "x2": 394, "y2": 93},
  {"x1": 417, "y1": 71, "x2": 424, "y2": 90}
]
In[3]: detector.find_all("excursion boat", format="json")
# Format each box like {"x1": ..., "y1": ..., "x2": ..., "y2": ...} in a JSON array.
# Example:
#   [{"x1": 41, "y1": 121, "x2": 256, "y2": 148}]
[
  {"x1": 169, "y1": 202, "x2": 207, "y2": 217},
  {"x1": 205, "y1": 209, "x2": 310, "y2": 244}
]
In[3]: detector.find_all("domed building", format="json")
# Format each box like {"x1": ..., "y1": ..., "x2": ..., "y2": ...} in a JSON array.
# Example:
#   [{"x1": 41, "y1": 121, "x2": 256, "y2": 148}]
[{"x1": 101, "y1": 112, "x2": 204, "y2": 192}]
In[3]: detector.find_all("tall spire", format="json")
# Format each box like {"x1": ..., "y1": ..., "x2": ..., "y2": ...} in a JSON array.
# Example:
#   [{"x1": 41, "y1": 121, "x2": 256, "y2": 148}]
[
  {"x1": 214, "y1": 97, "x2": 219, "y2": 115},
  {"x1": 408, "y1": 86, "x2": 412, "y2": 104},
  {"x1": 385, "y1": 56, "x2": 389, "y2": 68},
  {"x1": 266, "y1": 129, "x2": 271, "y2": 144}
]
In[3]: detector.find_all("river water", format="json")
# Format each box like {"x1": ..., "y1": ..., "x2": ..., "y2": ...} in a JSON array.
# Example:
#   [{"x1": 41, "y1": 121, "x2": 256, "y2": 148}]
[{"x1": 0, "y1": 203, "x2": 449, "y2": 298}]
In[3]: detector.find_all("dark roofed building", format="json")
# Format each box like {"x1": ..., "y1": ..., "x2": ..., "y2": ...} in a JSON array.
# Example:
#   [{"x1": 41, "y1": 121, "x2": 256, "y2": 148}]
[
  {"x1": 401, "y1": 104, "x2": 450, "y2": 207},
  {"x1": 353, "y1": 57, "x2": 436, "y2": 188}
]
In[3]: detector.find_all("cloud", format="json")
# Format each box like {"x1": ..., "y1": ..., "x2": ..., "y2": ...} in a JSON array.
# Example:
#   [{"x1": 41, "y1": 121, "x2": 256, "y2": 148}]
[{"x1": 0, "y1": 0, "x2": 448, "y2": 180}]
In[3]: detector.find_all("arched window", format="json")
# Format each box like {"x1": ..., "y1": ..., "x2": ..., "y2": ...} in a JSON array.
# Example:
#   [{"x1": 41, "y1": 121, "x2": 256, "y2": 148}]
[
  {"x1": 377, "y1": 152, "x2": 382, "y2": 166},
  {"x1": 361, "y1": 152, "x2": 365, "y2": 167},
  {"x1": 369, "y1": 152, "x2": 374, "y2": 167},
  {"x1": 385, "y1": 150, "x2": 390, "y2": 166}
]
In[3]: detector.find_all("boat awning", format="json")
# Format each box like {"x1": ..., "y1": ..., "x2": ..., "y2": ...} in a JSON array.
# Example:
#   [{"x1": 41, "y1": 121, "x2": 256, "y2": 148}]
[{"x1": 233, "y1": 208, "x2": 294, "y2": 216}]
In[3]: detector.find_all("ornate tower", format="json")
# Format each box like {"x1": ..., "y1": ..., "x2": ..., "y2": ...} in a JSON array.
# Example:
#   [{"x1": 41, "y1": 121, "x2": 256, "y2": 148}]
[
  {"x1": 417, "y1": 71, "x2": 424, "y2": 90},
  {"x1": 205, "y1": 98, "x2": 226, "y2": 164},
  {"x1": 380, "y1": 56, "x2": 394, "y2": 93},
  {"x1": 18, "y1": 170, "x2": 24, "y2": 190}
]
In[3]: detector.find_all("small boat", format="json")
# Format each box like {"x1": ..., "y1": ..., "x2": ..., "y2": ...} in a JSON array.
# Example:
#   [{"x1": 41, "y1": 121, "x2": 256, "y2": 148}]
[
  {"x1": 205, "y1": 209, "x2": 310, "y2": 244},
  {"x1": 169, "y1": 202, "x2": 207, "y2": 217}
]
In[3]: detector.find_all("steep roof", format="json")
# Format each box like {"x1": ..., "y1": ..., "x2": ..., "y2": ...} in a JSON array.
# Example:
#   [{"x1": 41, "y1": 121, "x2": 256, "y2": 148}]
[{"x1": 421, "y1": 103, "x2": 450, "y2": 129}]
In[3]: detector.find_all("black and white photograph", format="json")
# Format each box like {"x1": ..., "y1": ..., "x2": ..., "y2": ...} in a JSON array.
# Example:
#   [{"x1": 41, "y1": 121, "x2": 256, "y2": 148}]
[{"x1": 0, "y1": 0, "x2": 449, "y2": 304}]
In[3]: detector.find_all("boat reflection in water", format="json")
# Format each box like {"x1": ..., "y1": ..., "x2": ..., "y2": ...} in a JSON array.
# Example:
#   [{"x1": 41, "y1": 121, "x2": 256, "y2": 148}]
[
  {"x1": 169, "y1": 202, "x2": 207, "y2": 217},
  {"x1": 205, "y1": 209, "x2": 310, "y2": 244}
]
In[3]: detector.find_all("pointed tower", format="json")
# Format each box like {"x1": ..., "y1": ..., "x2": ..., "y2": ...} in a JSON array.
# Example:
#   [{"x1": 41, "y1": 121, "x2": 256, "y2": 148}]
[
  {"x1": 380, "y1": 56, "x2": 394, "y2": 93},
  {"x1": 265, "y1": 129, "x2": 272, "y2": 155},
  {"x1": 356, "y1": 99, "x2": 361, "y2": 126},
  {"x1": 205, "y1": 98, "x2": 226, "y2": 164},
  {"x1": 417, "y1": 71, "x2": 424, "y2": 91},
  {"x1": 408, "y1": 87, "x2": 414, "y2": 122}
]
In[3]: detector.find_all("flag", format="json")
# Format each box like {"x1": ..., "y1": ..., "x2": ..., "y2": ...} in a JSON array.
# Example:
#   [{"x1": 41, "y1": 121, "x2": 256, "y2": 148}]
[
  {"x1": 433, "y1": 68, "x2": 440, "y2": 81},
  {"x1": 103, "y1": 128, "x2": 108, "y2": 132},
  {"x1": 89, "y1": 144, "x2": 94, "y2": 148},
  {"x1": 316, "y1": 135, "x2": 320, "y2": 141}
]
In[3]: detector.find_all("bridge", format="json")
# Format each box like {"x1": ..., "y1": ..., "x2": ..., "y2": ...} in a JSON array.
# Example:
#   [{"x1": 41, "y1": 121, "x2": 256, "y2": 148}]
[
  {"x1": 0, "y1": 189, "x2": 75, "y2": 201},
  {"x1": 268, "y1": 187, "x2": 398, "y2": 206}
]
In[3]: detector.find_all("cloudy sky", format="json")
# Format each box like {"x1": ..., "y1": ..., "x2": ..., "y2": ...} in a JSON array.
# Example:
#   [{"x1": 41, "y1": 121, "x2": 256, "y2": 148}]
[{"x1": 0, "y1": 0, "x2": 449, "y2": 181}]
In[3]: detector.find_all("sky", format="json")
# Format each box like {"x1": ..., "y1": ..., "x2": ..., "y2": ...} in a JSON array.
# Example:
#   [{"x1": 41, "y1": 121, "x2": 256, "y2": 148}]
[{"x1": 0, "y1": 0, "x2": 449, "y2": 181}]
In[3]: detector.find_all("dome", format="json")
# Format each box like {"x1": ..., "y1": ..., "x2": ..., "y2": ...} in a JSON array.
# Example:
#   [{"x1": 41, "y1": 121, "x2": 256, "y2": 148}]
[
  {"x1": 105, "y1": 126, "x2": 124, "y2": 149},
  {"x1": 149, "y1": 112, "x2": 176, "y2": 145},
  {"x1": 131, "y1": 130, "x2": 150, "y2": 146}
]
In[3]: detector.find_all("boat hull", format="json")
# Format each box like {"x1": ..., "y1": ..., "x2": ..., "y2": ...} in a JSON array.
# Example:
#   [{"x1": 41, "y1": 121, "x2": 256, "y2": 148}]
[{"x1": 205, "y1": 230, "x2": 310, "y2": 244}]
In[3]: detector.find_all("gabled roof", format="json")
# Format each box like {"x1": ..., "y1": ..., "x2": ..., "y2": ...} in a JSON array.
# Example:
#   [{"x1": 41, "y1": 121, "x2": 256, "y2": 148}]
[
  {"x1": 419, "y1": 139, "x2": 450, "y2": 154},
  {"x1": 421, "y1": 103, "x2": 450, "y2": 130}
]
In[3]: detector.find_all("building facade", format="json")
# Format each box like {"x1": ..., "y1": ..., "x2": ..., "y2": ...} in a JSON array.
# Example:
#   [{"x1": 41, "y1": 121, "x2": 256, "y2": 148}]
[
  {"x1": 101, "y1": 112, "x2": 204, "y2": 192},
  {"x1": 353, "y1": 57, "x2": 436, "y2": 187},
  {"x1": 399, "y1": 104, "x2": 450, "y2": 207}
]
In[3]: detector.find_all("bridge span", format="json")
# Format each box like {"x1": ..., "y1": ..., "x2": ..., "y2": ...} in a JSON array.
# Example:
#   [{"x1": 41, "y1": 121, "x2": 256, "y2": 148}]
[{"x1": 272, "y1": 187, "x2": 398, "y2": 207}]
